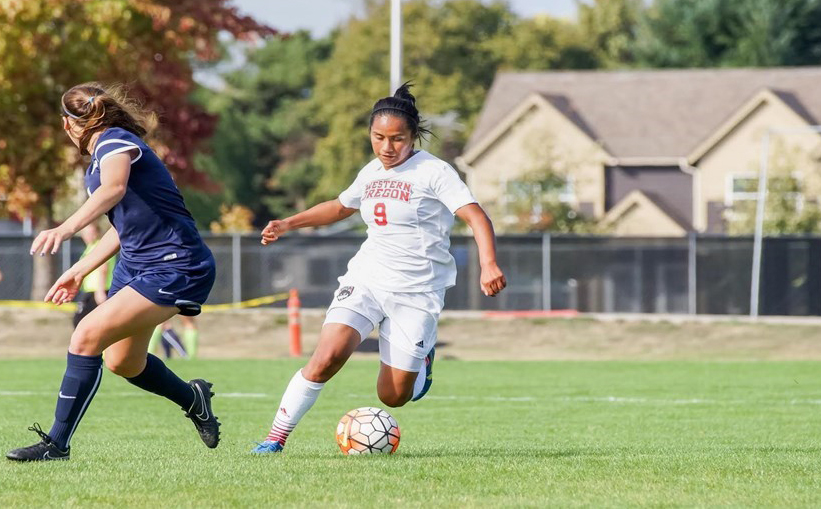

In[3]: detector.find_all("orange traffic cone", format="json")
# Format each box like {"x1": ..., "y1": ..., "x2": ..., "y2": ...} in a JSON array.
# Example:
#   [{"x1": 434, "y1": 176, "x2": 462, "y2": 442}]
[{"x1": 287, "y1": 289, "x2": 302, "y2": 357}]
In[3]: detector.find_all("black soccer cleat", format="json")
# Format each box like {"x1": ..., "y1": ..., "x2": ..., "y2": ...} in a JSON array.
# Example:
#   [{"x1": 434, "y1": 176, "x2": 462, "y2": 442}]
[
  {"x1": 185, "y1": 379, "x2": 220, "y2": 448},
  {"x1": 6, "y1": 423, "x2": 70, "y2": 462}
]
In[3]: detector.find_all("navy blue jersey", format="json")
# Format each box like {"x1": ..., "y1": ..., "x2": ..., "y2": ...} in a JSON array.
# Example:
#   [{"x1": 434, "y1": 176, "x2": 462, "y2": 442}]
[{"x1": 84, "y1": 127, "x2": 210, "y2": 268}]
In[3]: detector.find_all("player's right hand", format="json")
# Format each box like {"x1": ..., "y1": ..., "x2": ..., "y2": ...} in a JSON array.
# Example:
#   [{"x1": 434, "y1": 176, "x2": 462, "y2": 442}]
[
  {"x1": 45, "y1": 269, "x2": 85, "y2": 305},
  {"x1": 261, "y1": 219, "x2": 289, "y2": 245},
  {"x1": 30, "y1": 225, "x2": 72, "y2": 256}
]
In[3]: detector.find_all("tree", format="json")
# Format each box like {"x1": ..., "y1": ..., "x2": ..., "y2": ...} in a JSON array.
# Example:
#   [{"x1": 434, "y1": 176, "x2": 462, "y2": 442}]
[
  {"x1": 634, "y1": 0, "x2": 821, "y2": 68},
  {"x1": 726, "y1": 144, "x2": 821, "y2": 235},
  {"x1": 191, "y1": 31, "x2": 331, "y2": 225},
  {"x1": 498, "y1": 172, "x2": 598, "y2": 233},
  {"x1": 489, "y1": 15, "x2": 599, "y2": 70},
  {"x1": 0, "y1": 0, "x2": 274, "y2": 298},
  {"x1": 577, "y1": 0, "x2": 643, "y2": 67},
  {"x1": 308, "y1": 0, "x2": 600, "y2": 204},
  {"x1": 209, "y1": 204, "x2": 255, "y2": 234}
]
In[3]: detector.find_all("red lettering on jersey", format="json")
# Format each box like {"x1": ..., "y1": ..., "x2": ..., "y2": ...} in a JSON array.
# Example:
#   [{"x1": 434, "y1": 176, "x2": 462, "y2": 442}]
[{"x1": 362, "y1": 180, "x2": 413, "y2": 203}]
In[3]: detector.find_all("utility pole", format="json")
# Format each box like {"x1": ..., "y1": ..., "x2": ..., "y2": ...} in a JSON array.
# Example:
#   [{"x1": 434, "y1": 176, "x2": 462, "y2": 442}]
[{"x1": 390, "y1": 0, "x2": 402, "y2": 95}]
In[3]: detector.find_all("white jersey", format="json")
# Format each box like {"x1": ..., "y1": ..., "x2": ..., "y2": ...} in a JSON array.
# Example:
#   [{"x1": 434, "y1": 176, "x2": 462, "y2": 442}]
[{"x1": 338, "y1": 150, "x2": 477, "y2": 292}]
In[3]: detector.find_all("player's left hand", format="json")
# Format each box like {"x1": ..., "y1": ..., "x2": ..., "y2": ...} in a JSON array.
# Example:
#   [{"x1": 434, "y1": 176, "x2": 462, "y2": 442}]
[
  {"x1": 45, "y1": 268, "x2": 85, "y2": 305},
  {"x1": 480, "y1": 263, "x2": 506, "y2": 297},
  {"x1": 30, "y1": 225, "x2": 73, "y2": 256}
]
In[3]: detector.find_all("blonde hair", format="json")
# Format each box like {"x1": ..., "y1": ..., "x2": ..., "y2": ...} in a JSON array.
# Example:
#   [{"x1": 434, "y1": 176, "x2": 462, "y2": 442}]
[{"x1": 61, "y1": 82, "x2": 158, "y2": 155}]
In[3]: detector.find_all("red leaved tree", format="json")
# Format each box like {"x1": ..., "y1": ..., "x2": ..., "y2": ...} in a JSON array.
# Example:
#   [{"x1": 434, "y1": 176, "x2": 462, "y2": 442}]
[{"x1": 0, "y1": 0, "x2": 276, "y2": 298}]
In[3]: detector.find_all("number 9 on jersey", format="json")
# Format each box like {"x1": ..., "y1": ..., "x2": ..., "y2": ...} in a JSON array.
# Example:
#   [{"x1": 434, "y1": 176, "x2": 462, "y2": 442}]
[{"x1": 374, "y1": 202, "x2": 388, "y2": 226}]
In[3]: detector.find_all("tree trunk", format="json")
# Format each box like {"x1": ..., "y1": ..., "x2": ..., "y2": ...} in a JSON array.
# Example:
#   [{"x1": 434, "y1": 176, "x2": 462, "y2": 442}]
[{"x1": 30, "y1": 215, "x2": 56, "y2": 301}]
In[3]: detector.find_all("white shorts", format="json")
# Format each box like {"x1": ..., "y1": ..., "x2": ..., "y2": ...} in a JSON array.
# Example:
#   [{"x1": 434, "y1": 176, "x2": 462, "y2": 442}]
[{"x1": 324, "y1": 275, "x2": 445, "y2": 372}]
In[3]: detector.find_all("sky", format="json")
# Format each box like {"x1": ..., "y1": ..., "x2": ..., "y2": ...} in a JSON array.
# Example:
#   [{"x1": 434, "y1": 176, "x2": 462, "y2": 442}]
[{"x1": 233, "y1": 1, "x2": 581, "y2": 36}]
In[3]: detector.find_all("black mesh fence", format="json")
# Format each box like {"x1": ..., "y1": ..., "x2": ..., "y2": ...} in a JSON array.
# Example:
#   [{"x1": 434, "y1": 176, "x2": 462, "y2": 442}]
[{"x1": 2, "y1": 233, "x2": 821, "y2": 315}]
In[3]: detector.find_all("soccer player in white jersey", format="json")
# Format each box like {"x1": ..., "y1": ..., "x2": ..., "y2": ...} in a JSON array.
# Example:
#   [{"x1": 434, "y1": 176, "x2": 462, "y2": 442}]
[{"x1": 252, "y1": 83, "x2": 506, "y2": 453}]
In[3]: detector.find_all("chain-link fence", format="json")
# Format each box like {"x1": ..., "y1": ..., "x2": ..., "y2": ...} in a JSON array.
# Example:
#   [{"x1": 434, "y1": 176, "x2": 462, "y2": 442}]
[{"x1": 2, "y1": 233, "x2": 821, "y2": 315}]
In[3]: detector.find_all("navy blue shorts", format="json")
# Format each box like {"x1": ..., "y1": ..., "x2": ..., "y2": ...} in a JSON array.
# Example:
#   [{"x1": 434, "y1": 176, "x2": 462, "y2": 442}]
[{"x1": 108, "y1": 254, "x2": 216, "y2": 308}]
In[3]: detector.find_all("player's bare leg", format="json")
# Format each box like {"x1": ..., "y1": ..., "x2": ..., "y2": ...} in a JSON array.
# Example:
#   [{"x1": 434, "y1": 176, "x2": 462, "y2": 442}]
[
  {"x1": 376, "y1": 363, "x2": 417, "y2": 407},
  {"x1": 376, "y1": 343, "x2": 435, "y2": 406},
  {"x1": 253, "y1": 324, "x2": 361, "y2": 453}
]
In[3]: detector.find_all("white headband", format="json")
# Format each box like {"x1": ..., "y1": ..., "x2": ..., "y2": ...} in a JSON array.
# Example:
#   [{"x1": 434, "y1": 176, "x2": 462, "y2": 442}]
[{"x1": 61, "y1": 96, "x2": 97, "y2": 119}]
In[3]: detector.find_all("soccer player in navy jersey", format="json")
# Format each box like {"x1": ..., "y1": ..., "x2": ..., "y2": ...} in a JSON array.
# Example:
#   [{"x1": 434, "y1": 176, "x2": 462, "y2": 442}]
[{"x1": 6, "y1": 83, "x2": 220, "y2": 462}]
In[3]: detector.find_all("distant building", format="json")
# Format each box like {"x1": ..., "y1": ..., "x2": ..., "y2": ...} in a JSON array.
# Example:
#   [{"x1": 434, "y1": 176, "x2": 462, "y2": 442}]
[{"x1": 458, "y1": 68, "x2": 821, "y2": 236}]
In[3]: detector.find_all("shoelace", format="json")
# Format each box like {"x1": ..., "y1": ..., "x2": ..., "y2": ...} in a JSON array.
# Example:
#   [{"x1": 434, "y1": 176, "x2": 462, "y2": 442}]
[
  {"x1": 252, "y1": 441, "x2": 281, "y2": 451},
  {"x1": 27, "y1": 422, "x2": 52, "y2": 444}
]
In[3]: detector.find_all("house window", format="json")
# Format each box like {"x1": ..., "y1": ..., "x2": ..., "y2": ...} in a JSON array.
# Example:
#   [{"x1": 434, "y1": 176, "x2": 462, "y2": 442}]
[{"x1": 725, "y1": 173, "x2": 802, "y2": 206}]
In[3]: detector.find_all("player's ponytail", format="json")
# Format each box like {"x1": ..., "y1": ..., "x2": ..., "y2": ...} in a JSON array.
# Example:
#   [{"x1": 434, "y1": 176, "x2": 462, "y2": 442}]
[
  {"x1": 369, "y1": 81, "x2": 431, "y2": 143},
  {"x1": 61, "y1": 82, "x2": 158, "y2": 156}
]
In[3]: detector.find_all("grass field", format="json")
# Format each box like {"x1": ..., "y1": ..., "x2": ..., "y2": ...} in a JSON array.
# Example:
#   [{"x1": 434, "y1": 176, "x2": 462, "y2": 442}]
[{"x1": 2, "y1": 358, "x2": 821, "y2": 507}]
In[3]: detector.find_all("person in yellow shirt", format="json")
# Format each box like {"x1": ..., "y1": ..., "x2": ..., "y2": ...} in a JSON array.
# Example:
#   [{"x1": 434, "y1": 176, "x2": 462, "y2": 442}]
[
  {"x1": 72, "y1": 223, "x2": 116, "y2": 328},
  {"x1": 148, "y1": 316, "x2": 199, "y2": 359}
]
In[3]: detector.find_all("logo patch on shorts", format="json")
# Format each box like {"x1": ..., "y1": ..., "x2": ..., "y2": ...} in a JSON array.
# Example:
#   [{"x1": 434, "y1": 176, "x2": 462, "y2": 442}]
[
  {"x1": 415, "y1": 340, "x2": 424, "y2": 348},
  {"x1": 337, "y1": 286, "x2": 354, "y2": 301}
]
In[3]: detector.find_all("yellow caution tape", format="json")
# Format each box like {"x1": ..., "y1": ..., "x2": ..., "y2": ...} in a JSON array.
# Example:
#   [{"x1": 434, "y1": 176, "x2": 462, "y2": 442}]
[
  {"x1": 0, "y1": 300, "x2": 77, "y2": 312},
  {"x1": 0, "y1": 292, "x2": 291, "y2": 313},
  {"x1": 201, "y1": 292, "x2": 290, "y2": 311}
]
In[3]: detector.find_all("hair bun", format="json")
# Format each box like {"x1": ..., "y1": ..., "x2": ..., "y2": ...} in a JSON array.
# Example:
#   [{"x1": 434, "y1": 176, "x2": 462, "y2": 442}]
[{"x1": 393, "y1": 81, "x2": 416, "y2": 107}]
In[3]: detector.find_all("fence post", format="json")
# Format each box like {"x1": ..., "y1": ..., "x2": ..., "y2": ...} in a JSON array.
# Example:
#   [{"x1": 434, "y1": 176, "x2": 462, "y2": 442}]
[
  {"x1": 688, "y1": 232, "x2": 697, "y2": 315},
  {"x1": 62, "y1": 237, "x2": 72, "y2": 273},
  {"x1": 541, "y1": 233, "x2": 551, "y2": 311},
  {"x1": 468, "y1": 242, "x2": 481, "y2": 309},
  {"x1": 232, "y1": 233, "x2": 241, "y2": 304}
]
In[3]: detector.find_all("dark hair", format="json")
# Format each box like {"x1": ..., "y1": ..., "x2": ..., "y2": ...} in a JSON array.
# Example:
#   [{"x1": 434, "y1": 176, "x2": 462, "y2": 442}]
[
  {"x1": 369, "y1": 81, "x2": 431, "y2": 142},
  {"x1": 61, "y1": 82, "x2": 157, "y2": 155}
]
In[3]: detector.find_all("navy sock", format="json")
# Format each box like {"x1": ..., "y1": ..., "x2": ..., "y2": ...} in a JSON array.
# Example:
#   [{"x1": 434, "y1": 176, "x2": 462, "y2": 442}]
[
  {"x1": 49, "y1": 352, "x2": 103, "y2": 450},
  {"x1": 126, "y1": 354, "x2": 196, "y2": 411}
]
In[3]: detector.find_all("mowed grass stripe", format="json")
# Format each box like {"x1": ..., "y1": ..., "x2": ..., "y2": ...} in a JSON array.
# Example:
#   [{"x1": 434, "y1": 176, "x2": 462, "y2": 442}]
[{"x1": 1, "y1": 359, "x2": 820, "y2": 507}]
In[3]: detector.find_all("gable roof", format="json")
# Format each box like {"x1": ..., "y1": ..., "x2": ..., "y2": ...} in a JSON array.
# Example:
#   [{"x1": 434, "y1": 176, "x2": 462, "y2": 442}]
[
  {"x1": 460, "y1": 92, "x2": 611, "y2": 165},
  {"x1": 467, "y1": 67, "x2": 821, "y2": 160},
  {"x1": 686, "y1": 88, "x2": 821, "y2": 163},
  {"x1": 601, "y1": 190, "x2": 689, "y2": 234}
]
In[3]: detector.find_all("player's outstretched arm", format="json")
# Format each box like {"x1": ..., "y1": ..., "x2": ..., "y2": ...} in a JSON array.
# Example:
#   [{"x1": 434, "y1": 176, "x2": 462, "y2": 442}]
[
  {"x1": 261, "y1": 199, "x2": 357, "y2": 245},
  {"x1": 45, "y1": 227, "x2": 120, "y2": 305},
  {"x1": 30, "y1": 152, "x2": 132, "y2": 256},
  {"x1": 455, "y1": 203, "x2": 507, "y2": 297}
]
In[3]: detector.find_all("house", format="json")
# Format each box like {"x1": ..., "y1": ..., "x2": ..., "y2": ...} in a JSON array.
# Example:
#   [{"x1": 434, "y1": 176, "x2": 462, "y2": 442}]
[{"x1": 457, "y1": 68, "x2": 821, "y2": 236}]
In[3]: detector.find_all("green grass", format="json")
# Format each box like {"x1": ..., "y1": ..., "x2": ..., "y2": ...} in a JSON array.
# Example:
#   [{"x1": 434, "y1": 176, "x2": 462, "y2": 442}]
[{"x1": 2, "y1": 359, "x2": 821, "y2": 507}]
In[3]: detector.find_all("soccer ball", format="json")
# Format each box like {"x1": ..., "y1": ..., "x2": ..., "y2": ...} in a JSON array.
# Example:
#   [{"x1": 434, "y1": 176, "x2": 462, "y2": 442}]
[{"x1": 336, "y1": 407, "x2": 400, "y2": 455}]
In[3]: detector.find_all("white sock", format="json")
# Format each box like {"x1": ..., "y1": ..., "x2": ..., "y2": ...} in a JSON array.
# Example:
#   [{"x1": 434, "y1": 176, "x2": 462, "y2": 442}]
[{"x1": 265, "y1": 369, "x2": 324, "y2": 445}]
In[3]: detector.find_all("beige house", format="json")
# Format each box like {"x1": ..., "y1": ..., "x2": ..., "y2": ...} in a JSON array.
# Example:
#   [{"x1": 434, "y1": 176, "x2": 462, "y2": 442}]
[{"x1": 458, "y1": 68, "x2": 821, "y2": 236}]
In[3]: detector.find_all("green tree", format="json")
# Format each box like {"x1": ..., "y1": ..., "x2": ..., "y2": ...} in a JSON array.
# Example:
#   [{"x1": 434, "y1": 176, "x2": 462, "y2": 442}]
[
  {"x1": 191, "y1": 31, "x2": 331, "y2": 225},
  {"x1": 635, "y1": 0, "x2": 821, "y2": 67},
  {"x1": 577, "y1": 0, "x2": 643, "y2": 67},
  {"x1": 489, "y1": 15, "x2": 599, "y2": 70},
  {"x1": 726, "y1": 145, "x2": 821, "y2": 235},
  {"x1": 498, "y1": 172, "x2": 598, "y2": 233},
  {"x1": 308, "y1": 0, "x2": 599, "y2": 204}
]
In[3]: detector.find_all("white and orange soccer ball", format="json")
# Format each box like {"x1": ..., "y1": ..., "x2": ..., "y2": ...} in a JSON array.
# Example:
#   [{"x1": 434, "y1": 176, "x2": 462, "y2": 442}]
[{"x1": 336, "y1": 407, "x2": 400, "y2": 455}]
